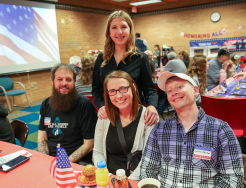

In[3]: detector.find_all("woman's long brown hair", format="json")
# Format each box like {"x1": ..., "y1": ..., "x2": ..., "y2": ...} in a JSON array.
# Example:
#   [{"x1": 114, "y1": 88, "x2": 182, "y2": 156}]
[
  {"x1": 186, "y1": 55, "x2": 207, "y2": 94},
  {"x1": 77, "y1": 53, "x2": 94, "y2": 85},
  {"x1": 104, "y1": 71, "x2": 141, "y2": 126}
]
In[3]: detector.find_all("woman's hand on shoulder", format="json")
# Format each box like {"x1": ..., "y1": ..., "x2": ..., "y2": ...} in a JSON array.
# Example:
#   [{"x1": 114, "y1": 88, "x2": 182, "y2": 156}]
[
  {"x1": 98, "y1": 106, "x2": 108, "y2": 120},
  {"x1": 144, "y1": 105, "x2": 158, "y2": 126}
]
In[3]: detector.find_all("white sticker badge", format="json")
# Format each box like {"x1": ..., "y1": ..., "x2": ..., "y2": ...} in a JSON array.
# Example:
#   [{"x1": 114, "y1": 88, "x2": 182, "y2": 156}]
[
  {"x1": 44, "y1": 117, "x2": 51, "y2": 126},
  {"x1": 193, "y1": 146, "x2": 212, "y2": 160}
]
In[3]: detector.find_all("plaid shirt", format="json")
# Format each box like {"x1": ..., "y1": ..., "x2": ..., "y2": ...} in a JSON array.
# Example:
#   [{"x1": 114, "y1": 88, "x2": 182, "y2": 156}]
[{"x1": 141, "y1": 108, "x2": 244, "y2": 187}]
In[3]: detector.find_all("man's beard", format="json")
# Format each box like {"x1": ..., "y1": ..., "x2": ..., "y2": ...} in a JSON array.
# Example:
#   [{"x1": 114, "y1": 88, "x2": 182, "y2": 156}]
[{"x1": 49, "y1": 85, "x2": 78, "y2": 112}]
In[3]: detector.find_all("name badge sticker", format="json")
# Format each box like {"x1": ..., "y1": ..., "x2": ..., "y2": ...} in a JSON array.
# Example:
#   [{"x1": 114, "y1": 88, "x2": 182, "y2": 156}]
[
  {"x1": 193, "y1": 146, "x2": 212, "y2": 161},
  {"x1": 44, "y1": 117, "x2": 51, "y2": 125}
]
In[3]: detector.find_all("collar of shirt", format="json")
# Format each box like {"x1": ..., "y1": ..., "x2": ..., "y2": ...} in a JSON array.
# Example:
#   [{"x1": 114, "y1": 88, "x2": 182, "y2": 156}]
[
  {"x1": 173, "y1": 107, "x2": 206, "y2": 132},
  {"x1": 214, "y1": 57, "x2": 222, "y2": 68}
]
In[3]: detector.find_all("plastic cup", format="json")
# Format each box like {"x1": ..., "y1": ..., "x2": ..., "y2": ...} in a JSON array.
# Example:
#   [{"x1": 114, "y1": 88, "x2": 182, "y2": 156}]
[{"x1": 138, "y1": 178, "x2": 161, "y2": 188}]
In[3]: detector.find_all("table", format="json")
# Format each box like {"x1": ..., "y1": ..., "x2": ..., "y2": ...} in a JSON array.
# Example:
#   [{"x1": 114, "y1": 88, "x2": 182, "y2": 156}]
[
  {"x1": 0, "y1": 141, "x2": 138, "y2": 188},
  {"x1": 201, "y1": 77, "x2": 246, "y2": 137}
]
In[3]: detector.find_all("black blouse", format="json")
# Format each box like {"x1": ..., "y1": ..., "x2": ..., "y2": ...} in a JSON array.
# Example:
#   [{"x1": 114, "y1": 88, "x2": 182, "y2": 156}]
[
  {"x1": 92, "y1": 52, "x2": 158, "y2": 109},
  {"x1": 106, "y1": 106, "x2": 143, "y2": 176}
]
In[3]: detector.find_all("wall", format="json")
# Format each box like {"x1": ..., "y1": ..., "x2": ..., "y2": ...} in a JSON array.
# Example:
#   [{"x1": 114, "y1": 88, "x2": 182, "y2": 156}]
[
  {"x1": 133, "y1": 3, "x2": 246, "y2": 54},
  {"x1": 1, "y1": 3, "x2": 246, "y2": 108}
]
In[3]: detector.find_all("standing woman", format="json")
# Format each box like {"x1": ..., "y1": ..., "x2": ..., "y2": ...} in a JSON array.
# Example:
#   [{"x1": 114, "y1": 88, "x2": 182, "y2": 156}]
[
  {"x1": 153, "y1": 44, "x2": 160, "y2": 67},
  {"x1": 92, "y1": 10, "x2": 158, "y2": 125},
  {"x1": 186, "y1": 55, "x2": 209, "y2": 107}
]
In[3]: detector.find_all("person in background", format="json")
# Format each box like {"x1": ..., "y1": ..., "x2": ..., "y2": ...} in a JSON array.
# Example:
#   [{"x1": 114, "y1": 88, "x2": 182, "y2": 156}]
[
  {"x1": 93, "y1": 71, "x2": 154, "y2": 180},
  {"x1": 157, "y1": 52, "x2": 187, "y2": 73},
  {"x1": 178, "y1": 51, "x2": 190, "y2": 68},
  {"x1": 92, "y1": 10, "x2": 158, "y2": 126},
  {"x1": 144, "y1": 50, "x2": 153, "y2": 61},
  {"x1": 144, "y1": 50, "x2": 157, "y2": 81},
  {"x1": 153, "y1": 44, "x2": 160, "y2": 67},
  {"x1": 75, "y1": 53, "x2": 94, "y2": 95},
  {"x1": 0, "y1": 103, "x2": 15, "y2": 144},
  {"x1": 38, "y1": 63, "x2": 97, "y2": 165},
  {"x1": 162, "y1": 54, "x2": 168, "y2": 66},
  {"x1": 240, "y1": 53, "x2": 246, "y2": 69},
  {"x1": 135, "y1": 33, "x2": 149, "y2": 52},
  {"x1": 206, "y1": 48, "x2": 232, "y2": 91},
  {"x1": 69, "y1": 56, "x2": 82, "y2": 75},
  {"x1": 186, "y1": 55, "x2": 209, "y2": 107},
  {"x1": 141, "y1": 72, "x2": 244, "y2": 187},
  {"x1": 227, "y1": 54, "x2": 238, "y2": 78}
]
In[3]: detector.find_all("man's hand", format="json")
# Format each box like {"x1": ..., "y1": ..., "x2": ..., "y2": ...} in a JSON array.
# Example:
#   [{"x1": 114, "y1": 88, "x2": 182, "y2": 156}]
[
  {"x1": 234, "y1": 72, "x2": 246, "y2": 80},
  {"x1": 223, "y1": 61, "x2": 232, "y2": 72},
  {"x1": 144, "y1": 105, "x2": 158, "y2": 126},
  {"x1": 37, "y1": 130, "x2": 49, "y2": 155},
  {"x1": 69, "y1": 139, "x2": 94, "y2": 163},
  {"x1": 98, "y1": 106, "x2": 107, "y2": 119}
]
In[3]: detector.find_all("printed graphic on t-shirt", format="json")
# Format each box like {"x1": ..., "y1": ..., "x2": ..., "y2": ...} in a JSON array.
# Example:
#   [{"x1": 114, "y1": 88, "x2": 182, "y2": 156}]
[
  {"x1": 52, "y1": 127, "x2": 62, "y2": 136},
  {"x1": 46, "y1": 117, "x2": 69, "y2": 136}
]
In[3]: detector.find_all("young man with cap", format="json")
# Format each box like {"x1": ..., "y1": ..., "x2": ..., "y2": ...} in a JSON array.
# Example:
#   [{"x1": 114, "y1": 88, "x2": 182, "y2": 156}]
[
  {"x1": 206, "y1": 48, "x2": 233, "y2": 91},
  {"x1": 141, "y1": 72, "x2": 243, "y2": 187}
]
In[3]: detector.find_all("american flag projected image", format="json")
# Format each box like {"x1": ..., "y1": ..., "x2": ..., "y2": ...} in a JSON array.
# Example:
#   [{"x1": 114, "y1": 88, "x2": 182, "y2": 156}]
[{"x1": 0, "y1": 3, "x2": 60, "y2": 67}]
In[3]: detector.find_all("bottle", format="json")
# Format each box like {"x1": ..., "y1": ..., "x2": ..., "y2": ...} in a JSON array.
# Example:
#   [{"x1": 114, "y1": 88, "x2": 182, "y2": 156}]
[
  {"x1": 115, "y1": 169, "x2": 128, "y2": 188},
  {"x1": 160, "y1": 59, "x2": 163, "y2": 69},
  {"x1": 96, "y1": 159, "x2": 109, "y2": 188},
  {"x1": 219, "y1": 69, "x2": 227, "y2": 89}
]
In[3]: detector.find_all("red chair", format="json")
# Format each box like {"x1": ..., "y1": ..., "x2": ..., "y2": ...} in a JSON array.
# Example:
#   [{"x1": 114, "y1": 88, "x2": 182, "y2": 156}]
[{"x1": 83, "y1": 94, "x2": 98, "y2": 112}]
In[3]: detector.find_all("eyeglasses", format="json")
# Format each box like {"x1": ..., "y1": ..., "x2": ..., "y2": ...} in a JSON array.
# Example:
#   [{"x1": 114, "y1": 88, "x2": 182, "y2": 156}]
[{"x1": 107, "y1": 86, "x2": 130, "y2": 96}]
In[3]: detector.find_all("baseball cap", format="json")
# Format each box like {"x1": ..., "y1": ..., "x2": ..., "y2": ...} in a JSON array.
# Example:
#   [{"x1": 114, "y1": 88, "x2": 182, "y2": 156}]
[
  {"x1": 157, "y1": 72, "x2": 197, "y2": 92},
  {"x1": 218, "y1": 48, "x2": 233, "y2": 56}
]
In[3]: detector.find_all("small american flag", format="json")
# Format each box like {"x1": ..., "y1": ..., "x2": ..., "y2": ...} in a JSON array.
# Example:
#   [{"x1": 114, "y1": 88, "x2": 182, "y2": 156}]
[
  {"x1": 236, "y1": 66, "x2": 242, "y2": 73},
  {"x1": 50, "y1": 145, "x2": 77, "y2": 188}
]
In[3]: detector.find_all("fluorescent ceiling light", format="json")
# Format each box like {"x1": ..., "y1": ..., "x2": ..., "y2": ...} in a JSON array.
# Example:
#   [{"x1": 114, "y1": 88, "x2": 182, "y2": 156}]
[{"x1": 130, "y1": 0, "x2": 161, "y2": 6}]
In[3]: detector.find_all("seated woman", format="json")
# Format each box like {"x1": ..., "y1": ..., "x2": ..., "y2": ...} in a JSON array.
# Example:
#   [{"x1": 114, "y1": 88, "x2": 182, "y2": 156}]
[
  {"x1": 186, "y1": 55, "x2": 209, "y2": 107},
  {"x1": 178, "y1": 51, "x2": 190, "y2": 68},
  {"x1": 75, "y1": 53, "x2": 94, "y2": 95},
  {"x1": 93, "y1": 71, "x2": 154, "y2": 180}
]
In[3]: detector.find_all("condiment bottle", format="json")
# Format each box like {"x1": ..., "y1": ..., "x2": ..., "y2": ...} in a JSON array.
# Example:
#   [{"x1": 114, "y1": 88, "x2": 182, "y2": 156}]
[
  {"x1": 96, "y1": 159, "x2": 109, "y2": 188},
  {"x1": 219, "y1": 69, "x2": 227, "y2": 89},
  {"x1": 115, "y1": 169, "x2": 128, "y2": 188},
  {"x1": 160, "y1": 59, "x2": 163, "y2": 69}
]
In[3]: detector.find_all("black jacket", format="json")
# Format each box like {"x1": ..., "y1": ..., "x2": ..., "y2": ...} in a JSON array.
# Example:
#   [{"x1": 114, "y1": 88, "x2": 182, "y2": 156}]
[
  {"x1": 0, "y1": 103, "x2": 15, "y2": 144},
  {"x1": 92, "y1": 52, "x2": 158, "y2": 109}
]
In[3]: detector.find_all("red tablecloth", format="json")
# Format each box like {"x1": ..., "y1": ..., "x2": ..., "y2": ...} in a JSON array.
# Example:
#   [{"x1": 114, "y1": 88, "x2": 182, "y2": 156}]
[
  {"x1": 202, "y1": 78, "x2": 246, "y2": 137},
  {"x1": 0, "y1": 141, "x2": 138, "y2": 188}
]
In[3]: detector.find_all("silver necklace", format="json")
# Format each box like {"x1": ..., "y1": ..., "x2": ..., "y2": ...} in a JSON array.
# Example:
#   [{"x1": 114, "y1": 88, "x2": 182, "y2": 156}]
[{"x1": 120, "y1": 116, "x2": 132, "y2": 125}]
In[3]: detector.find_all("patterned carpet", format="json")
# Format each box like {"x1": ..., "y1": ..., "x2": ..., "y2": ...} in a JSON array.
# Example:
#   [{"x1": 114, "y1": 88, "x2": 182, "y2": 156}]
[{"x1": 13, "y1": 105, "x2": 41, "y2": 150}]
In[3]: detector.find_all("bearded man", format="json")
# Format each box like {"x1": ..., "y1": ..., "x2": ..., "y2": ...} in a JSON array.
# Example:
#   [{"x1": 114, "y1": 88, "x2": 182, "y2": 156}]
[{"x1": 38, "y1": 63, "x2": 97, "y2": 165}]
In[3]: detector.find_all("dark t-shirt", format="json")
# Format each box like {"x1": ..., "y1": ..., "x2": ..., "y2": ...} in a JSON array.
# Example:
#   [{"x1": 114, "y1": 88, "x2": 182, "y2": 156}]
[
  {"x1": 106, "y1": 107, "x2": 143, "y2": 176},
  {"x1": 38, "y1": 94, "x2": 97, "y2": 163}
]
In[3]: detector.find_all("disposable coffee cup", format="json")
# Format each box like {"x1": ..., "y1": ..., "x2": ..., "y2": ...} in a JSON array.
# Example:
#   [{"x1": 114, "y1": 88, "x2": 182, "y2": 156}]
[{"x1": 138, "y1": 178, "x2": 161, "y2": 188}]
